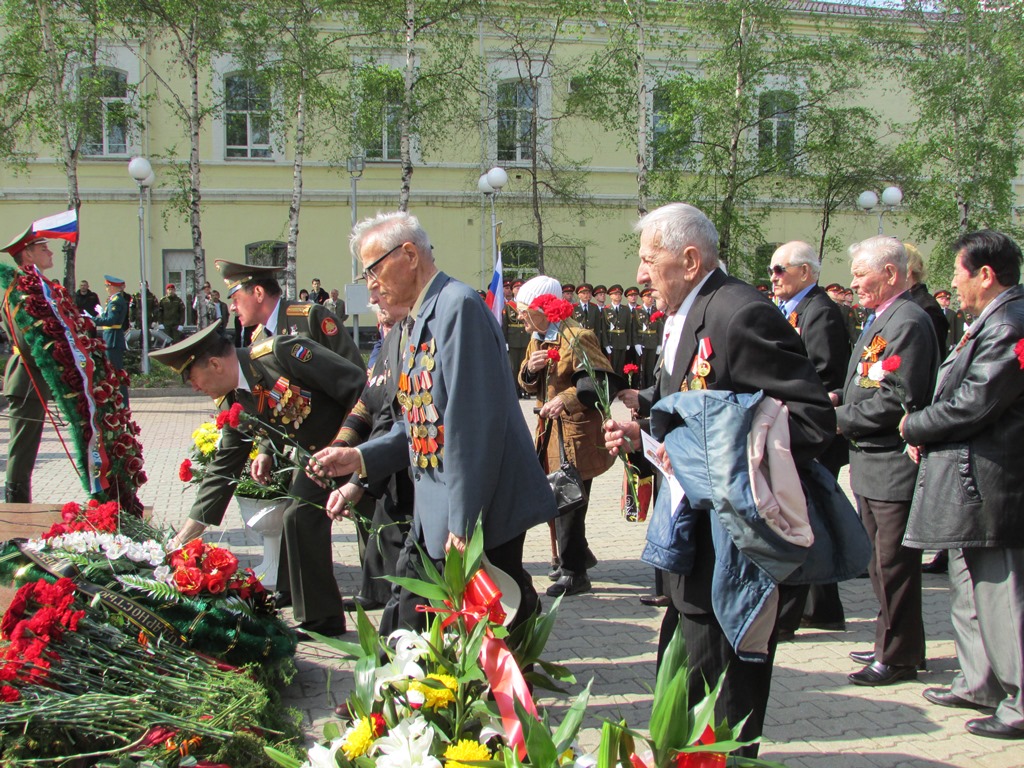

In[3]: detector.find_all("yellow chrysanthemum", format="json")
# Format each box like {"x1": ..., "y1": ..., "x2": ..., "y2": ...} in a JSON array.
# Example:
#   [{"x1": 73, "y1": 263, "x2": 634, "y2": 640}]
[
  {"x1": 443, "y1": 739, "x2": 491, "y2": 768},
  {"x1": 192, "y1": 423, "x2": 220, "y2": 456},
  {"x1": 558, "y1": 747, "x2": 576, "y2": 765},
  {"x1": 342, "y1": 717, "x2": 376, "y2": 759},
  {"x1": 248, "y1": 443, "x2": 260, "y2": 461},
  {"x1": 409, "y1": 673, "x2": 457, "y2": 710}
]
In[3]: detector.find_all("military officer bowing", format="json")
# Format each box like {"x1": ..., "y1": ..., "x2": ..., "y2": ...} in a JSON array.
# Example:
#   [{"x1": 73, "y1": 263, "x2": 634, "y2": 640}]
[{"x1": 150, "y1": 323, "x2": 366, "y2": 638}]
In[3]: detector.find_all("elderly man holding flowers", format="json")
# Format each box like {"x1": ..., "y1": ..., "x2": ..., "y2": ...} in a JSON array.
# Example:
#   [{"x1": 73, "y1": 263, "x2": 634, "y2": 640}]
[{"x1": 517, "y1": 275, "x2": 617, "y2": 598}]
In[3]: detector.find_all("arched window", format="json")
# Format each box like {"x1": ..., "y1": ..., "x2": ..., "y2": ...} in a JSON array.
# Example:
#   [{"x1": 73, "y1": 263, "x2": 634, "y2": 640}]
[
  {"x1": 246, "y1": 241, "x2": 286, "y2": 267},
  {"x1": 497, "y1": 80, "x2": 536, "y2": 163},
  {"x1": 80, "y1": 67, "x2": 132, "y2": 156},
  {"x1": 225, "y1": 74, "x2": 271, "y2": 159}
]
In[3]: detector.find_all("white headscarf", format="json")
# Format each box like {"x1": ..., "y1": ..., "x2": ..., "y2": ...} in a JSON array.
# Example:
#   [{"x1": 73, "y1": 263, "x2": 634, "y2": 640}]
[{"x1": 515, "y1": 275, "x2": 563, "y2": 311}]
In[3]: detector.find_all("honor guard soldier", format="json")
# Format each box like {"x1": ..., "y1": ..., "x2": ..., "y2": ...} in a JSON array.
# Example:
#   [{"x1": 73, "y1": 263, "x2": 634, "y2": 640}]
[
  {"x1": 593, "y1": 283, "x2": 608, "y2": 310},
  {"x1": 603, "y1": 284, "x2": 633, "y2": 373},
  {"x1": 158, "y1": 283, "x2": 187, "y2": 342},
  {"x1": 573, "y1": 282, "x2": 605, "y2": 345},
  {"x1": 504, "y1": 279, "x2": 529, "y2": 397},
  {"x1": 151, "y1": 323, "x2": 366, "y2": 638},
  {"x1": 561, "y1": 282, "x2": 577, "y2": 303},
  {"x1": 633, "y1": 287, "x2": 663, "y2": 388},
  {"x1": 2, "y1": 226, "x2": 57, "y2": 503},
  {"x1": 93, "y1": 275, "x2": 131, "y2": 401},
  {"x1": 217, "y1": 259, "x2": 365, "y2": 374}
]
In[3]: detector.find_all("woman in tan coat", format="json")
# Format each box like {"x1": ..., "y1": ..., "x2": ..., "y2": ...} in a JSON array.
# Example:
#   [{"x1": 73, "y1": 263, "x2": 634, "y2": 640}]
[{"x1": 516, "y1": 276, "x2": 615, "y2": 597}]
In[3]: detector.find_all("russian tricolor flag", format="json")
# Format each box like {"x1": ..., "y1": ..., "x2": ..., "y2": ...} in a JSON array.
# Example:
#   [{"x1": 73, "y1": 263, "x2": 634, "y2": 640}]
[
  {"x1": 33, "y1": 209, "x2": 78, "y2": 244},
  {"x1": 484, "y1": 238, "x2": 504, "y2": 326}
]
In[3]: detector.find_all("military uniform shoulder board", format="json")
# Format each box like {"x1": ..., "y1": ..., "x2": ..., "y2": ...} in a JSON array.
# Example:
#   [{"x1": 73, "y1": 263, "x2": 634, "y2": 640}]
[
  {"x1": 286, "y1": 304, "x2": 313, "y2": 317},
  {"x1": 250, "y1": 338, "x2": 274, "y2": 359},
  {"x1": 291, "y1": 344, "x2": 313, "y2": 363}
]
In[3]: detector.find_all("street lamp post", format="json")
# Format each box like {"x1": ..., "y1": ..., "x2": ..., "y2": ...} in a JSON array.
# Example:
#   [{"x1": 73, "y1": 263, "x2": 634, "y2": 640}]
[
  {"x1": 478, "y1": 166, "x2": 507, "y2": 288},
  {"x1": 128, "y1": 157, "x2": 155, "y2": 374},
  {"x1": 347, "y1": 155, "x2": 365, "y2": 347},
  {"x1": 858, "y1": 185, "x2": 903, "y2": 235}
]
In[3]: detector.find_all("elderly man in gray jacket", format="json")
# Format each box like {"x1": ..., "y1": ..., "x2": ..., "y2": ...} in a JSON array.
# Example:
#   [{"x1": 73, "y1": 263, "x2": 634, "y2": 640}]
[{"x1": 901, "y1": 230, "x2": 1024, "y2": 741}]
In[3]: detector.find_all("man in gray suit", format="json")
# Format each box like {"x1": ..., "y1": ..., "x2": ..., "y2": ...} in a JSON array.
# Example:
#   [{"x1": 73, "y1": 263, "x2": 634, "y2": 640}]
[
  {"x1": 311, "y1": 211, "x2": 556, "y2": 632},
  {"x1": 834, "y1": 235, "x2": 940, "y2": 686},
  {"x1": 901, "y1": 230, "x2": 1024, "y2": 740}
]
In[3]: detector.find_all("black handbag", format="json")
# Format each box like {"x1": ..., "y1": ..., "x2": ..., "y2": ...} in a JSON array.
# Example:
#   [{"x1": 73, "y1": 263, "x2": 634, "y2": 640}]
[{"x1": 539, "y1": 417, "x2": 588, "y2": 517}]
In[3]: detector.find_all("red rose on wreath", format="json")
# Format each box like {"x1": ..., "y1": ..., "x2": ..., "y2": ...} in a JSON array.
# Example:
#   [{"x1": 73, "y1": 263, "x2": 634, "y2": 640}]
[
  {"x1": 203, "y1": 547, "x2": 239, "y2": 576},
  {"x1": 111, "y1": 441, "x2": 128, "y2": 459},
  {"x1": 204, "y1": 571, "x2": 228, "y2": 595},
  {"x1": 173, "y1": 567, "x2": 205, "y2": 596},
  {"x1": 103, "y1": 413, "x2": 121, "y2": 431},
  {"x1": 126, "y1": 456, "x2": 144, "y2": 475}
]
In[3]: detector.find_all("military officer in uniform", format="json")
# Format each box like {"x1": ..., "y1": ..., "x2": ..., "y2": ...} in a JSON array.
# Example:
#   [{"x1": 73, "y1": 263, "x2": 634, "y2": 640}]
[
  {"x1": 603, "y1": 284, "x2": 634, "y2": 374},
  {"x1": 158, "y1": 283, "x2": 187, "y2": 342},
  {"x1": 217, "y1": 259, "x2": 365, "y2": 374},
  {"x1": 633, "y1": 287, "x2": 663, "y2": 389},
  {"x1": 2, "y1": 226, "x2": 56, "y2": 503},
  {"x1": 573, "y1": 282, "x2": 605, "y2": 345},
  {"x1": 561, "y1": 282, "x2": 577, "y2": 304},
  {"x1": 93, "y1": 275, "x2": 131, "y2": 401},
  {"x1": 151, "y1": 323, "x2": 366, "y2": 637}
]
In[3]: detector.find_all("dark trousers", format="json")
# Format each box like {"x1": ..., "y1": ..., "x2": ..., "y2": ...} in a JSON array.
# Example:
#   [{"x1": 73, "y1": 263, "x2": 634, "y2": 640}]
[
  {"x1": 657, "y1": 583, "x2": 796, "y2": 758},
  {"x1": 554, "y1": 479, "x2": 593, "y2": 573},
  {"x1": 5, "y1": 392, "x2": 46, "y2": 500},
  {"x1": 509, "y1": 345, "x2": 527, "y2": 394},
  {"x1": 640, "y1": 348, "x2": 659, "y2": 389},
  {"x1": 855, "y1": 494, "x2": 925, "y2": 666},
  {"x1": 359, "y1": 495, "x2": 412, "y2": 605},
  {"x1": 380, "y1": 531, "x2": 538, "y2": 638},
  {"x1": 609, "y1": 347, "x2": 627, "y2": 375},
  {"x1": 278, "y1": 471, "x2": 344, "y2": 624}
]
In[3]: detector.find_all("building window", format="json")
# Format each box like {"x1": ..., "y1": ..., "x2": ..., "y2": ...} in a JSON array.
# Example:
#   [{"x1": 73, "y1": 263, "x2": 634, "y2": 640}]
[
  {"x1": 758, "y1": 90, "x2": 798, "y2": 171},
  {"x1": 80, "y1": 67, "x2": 132, "y2": 157},
  {"x1": 652, "y1": 85, "x2": 693, "y2": 169},
  {"x1": 497, "y1": 80, "x2": 536, "y2": 163},
  {"x1": 246, "y1": 241, "x2": 286, "y2": 267},
  {"x1": 225, "y1": 74, "x2": 271, "y2": 159},
  {"x1": 355, "y1": 66, "x2": 403, "y2": 162}
]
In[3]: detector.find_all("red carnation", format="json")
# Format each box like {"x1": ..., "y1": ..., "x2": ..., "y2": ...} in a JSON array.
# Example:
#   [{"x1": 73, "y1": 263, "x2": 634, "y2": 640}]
[
  {"x1": 546, "y1": 348, "x2": 561, "y2": 362},
  {"x1": 215, "y1": 403, "x2": 244, "y2": 429},
  {"x1": 651, "y1": 310, "x2": 665, "y2": 322},
  {"x1": 881, "y1": 355, "x2": 901, "y2": 373},
  {"x1": 0, "y1": 685, "x2": 19, "y2": 703},
  {"x1": 623, "y1": 363, "x2": 640, "y2": 375},
  {"x1": 178, "y1": 459, "x2": 194, "y2": 482},
  {"x1": 545, "y1": 298, "x2": 574, "y2": 323},
  {"x1": 1015, "y1": 339, "x2": 1024, "y2": 370},
  {"x1": 371, "y1": 712, "x2": 386, "y2": 736}
]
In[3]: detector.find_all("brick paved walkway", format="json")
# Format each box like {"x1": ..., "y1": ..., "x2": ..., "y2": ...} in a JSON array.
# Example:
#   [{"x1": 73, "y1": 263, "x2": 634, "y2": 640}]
[{"x1": 2, "y1": 391, "x2": 1019, "y2": 767}]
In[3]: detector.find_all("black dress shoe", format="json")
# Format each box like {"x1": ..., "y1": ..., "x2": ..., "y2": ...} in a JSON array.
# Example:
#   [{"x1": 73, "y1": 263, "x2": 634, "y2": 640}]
[
  {"x1": 923, "y1": 687, "x2": 994, "y2": 711},
  {"x1": 800, "y1": 619, "x2": 846, "y2": 632},
  {"x1": 639, "y1": 594, "x2": 670, "y2": 607},
  {"x1": 548, "y1": 567, "x2": 562, "y2": 582},
  {"x1": 922, "y1": 550, "x2": 949, "y2": 574},
  {"x1": 849, "y1": 650, "x2": 928, "y2": 671},
  {"x1": 546, "y1": 571, "x2": 591, "y2": 597},
  {"x1": 343, "y1": 596, "x2": 385, "y2": 611},
  {"x1": 965, "y1": 716, "x2": 1024, "y2": 740},
  {"x1": 295, "y1": 615, "x2": 347, "y2": 640},
  {"x1": 848, "y1": 661, "x2": 918, "y2": 687}
]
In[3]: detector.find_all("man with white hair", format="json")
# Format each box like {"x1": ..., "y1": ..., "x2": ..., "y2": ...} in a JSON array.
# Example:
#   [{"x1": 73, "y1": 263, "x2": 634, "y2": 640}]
[
  {"x1": 308, "y1": 211, "x2": 556, "y2": 633},
  {"x1": 771, "y1": 241, "x2": 853, "y2": 638},
  {"x1": 834, "y1": 235, "x2": 940, "y2": 686},
  {"x1": 603, "y1": 204, "x2": 835, "y2": 755}
]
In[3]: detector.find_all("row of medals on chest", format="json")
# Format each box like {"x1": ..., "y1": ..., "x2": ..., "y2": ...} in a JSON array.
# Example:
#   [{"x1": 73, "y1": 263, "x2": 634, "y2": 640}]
[{"x1": 398, "y1": 338, "x2": 444, "y2": 469}]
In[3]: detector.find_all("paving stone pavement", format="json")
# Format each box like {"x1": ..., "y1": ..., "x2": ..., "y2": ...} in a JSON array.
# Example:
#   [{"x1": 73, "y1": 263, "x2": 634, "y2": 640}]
[{"x1": 2, "y1": 391, "x2": 1020, "y2": 767}]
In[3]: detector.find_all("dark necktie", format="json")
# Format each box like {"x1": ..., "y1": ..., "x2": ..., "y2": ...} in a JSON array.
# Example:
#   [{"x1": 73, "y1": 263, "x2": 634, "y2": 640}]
[{"x1": 859, "y1": 312, "x2": 876, "y2": 342}]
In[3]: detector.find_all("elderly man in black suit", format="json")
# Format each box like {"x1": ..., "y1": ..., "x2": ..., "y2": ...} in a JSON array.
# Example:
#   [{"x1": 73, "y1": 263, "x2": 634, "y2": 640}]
[
  {"x1": 604, "y1": 204, "x2": 835, "y2": 755},
  {"x1": 834, "y1": 235, "x2": 940, "y2": 686},
  {"x1": 770, "y1": 241, "x2": 852, "y2": 639},
  {"x1": 901, "y1": 230, "x2": 1024, "y2": 740}
]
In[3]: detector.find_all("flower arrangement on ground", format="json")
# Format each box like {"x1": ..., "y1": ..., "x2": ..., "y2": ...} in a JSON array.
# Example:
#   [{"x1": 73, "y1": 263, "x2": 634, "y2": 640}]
[
  {"x1": 0, "y1": 576, "x2": 304, "y2": 766},
  {"x1": 0, "y1": 497, "x2": 297, "y2": 666},
  {"x1": 0, "y1": 262, "x2": 146, "y2": 515},
  {"x1": 266, "y1": 525, "x2": 591, "y2": 768}
]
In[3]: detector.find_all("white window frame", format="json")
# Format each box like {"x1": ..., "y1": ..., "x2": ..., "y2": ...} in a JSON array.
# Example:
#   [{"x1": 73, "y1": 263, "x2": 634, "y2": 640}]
[
  {"x1": 78, "y1": 46, "x2": 141, "y2": 158},
  {"x1": 486, "y1": 59, "x2": 552, "y2": 165},
  {"x1": 211, "y1": 55, "x2": 283, "y2": 162},
  {"x1": 350, "y1": 55, "x2": 418, "y2": 164}
]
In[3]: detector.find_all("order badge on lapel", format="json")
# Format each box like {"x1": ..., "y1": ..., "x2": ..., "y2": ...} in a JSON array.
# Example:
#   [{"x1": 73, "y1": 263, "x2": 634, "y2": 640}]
[
  {"x1": 857, "y1": 335, "x2": 887, "y2": 388},
  {"x1": 688, "y1": 337, "x2": 714, "y2": 391}
]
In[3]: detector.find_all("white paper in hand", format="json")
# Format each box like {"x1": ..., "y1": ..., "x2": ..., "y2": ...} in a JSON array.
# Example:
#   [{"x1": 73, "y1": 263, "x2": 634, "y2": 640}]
[{"x1": 640, "y1": 429, "x2": 685, "y2": 515}]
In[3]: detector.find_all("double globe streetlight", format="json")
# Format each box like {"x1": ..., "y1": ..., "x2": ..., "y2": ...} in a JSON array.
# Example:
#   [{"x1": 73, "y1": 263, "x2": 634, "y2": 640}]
[
  {"x1": 478, "y1": 166, "x2": 508, "y2": 289},
  {"x1": 128, "y1": 157, "x2": 156, "y2": 374},
  {"x1": 857, "y1": 185, "x2": 903, "y2": 235}
]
